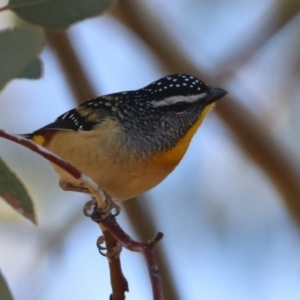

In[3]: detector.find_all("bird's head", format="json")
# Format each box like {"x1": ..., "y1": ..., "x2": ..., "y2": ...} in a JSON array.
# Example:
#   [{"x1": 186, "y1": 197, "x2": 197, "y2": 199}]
[{"x1": 117, "y1": 74, "x2": 227, "y2": 155}]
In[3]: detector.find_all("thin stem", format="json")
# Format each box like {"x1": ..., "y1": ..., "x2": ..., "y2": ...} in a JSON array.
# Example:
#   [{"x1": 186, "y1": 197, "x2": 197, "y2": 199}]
[
  {"x1": 100, "y1": 229, "x2": 128, "y2": 300},
  {"x1": 0, "y1": 5, "x2": 9, "y2": 13},
  {"x1": 102, "y1": 216, "x2": 164, "y2": 300}
]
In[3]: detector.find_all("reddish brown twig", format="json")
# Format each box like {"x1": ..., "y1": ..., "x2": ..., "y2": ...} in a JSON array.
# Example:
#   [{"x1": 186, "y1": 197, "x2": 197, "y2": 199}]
[
  {"x1": 98, "y1": 230, "x2": 128, "y2": 300},
  {"x1": 100, "y1": 215, "x2": 164, "y2": 300},
  {"x1": 0, "y1": 5, "x2": 9, "y2": 13}
]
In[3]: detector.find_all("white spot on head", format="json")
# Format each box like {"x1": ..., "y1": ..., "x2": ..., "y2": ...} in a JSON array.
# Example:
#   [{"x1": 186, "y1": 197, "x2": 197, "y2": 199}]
[{"x1": 176, "y1": 84, "x2": 180, "y2": 87}]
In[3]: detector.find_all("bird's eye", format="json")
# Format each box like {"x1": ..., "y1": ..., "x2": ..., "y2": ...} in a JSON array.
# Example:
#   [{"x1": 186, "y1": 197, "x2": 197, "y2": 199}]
[{"x1": 170, "y1": 102, "x2": 189, "y2": 114}]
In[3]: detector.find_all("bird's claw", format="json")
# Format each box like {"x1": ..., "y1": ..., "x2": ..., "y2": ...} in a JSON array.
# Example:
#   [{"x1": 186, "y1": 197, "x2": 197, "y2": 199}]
[
  {"x1": 83, "y1": 197, "x2": 120, "y2": 222},
  {"x1": 96, "y1": 235, "x2": 122, "y2": 259}
]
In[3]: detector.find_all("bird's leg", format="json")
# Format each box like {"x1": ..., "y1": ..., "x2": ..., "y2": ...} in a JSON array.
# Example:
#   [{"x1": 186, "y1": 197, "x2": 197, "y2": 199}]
[{"x1": 59, "y1": 179, "x2": 91, "y2": 194}]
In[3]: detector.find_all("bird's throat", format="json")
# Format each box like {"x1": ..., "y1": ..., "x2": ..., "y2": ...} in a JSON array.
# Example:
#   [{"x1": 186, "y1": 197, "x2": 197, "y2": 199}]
[{"x1": 153, "y1": 103, "x2": 215, "y2": 166}]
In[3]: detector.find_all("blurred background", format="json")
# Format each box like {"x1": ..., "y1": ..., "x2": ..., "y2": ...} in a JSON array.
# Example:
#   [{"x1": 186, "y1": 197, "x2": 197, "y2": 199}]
[{"x1": 1, "y1": 0, "x2": 300, "y2": 299}]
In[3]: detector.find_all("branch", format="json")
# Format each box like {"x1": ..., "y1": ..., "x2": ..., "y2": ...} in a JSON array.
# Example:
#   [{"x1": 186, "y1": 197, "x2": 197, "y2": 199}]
[
  {"x1": 97, "y1": 229, "x2": 128, "y2": 300},
  {"x1": 122, "y1": 197, "x2": 180, "y2": 300},
  {"x1": 84, "y1": 199, "x2": 164, "y2": 300},
  {"x1": 99, "y1": 215, "x2": 164, "y2": 300},
  {"x1": 0, "y1": 5, "x2": 9, "y2": 13}
]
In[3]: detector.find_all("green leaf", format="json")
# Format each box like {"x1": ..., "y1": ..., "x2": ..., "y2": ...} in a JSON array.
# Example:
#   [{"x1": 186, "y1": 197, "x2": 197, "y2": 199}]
[
  {"x1": 17, "y1": 57, "x2": 42, "y2": 79},
  {"x1": 0, "y1": 27, "x2": 45, "y2": 90},
  {"x1": 10, "y1": 0, "x2": 116, "y2": 29},
  {"x1": 0, "y1": 271, "x2": 14, "y2": 300},
  {"x1": 0, "y1": 157, "x2": 36, "y2": 224}
]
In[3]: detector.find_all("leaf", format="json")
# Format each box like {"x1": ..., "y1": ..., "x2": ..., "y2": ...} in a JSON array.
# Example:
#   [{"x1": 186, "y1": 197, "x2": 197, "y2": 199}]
[
  {"x1": 10, "y1": 0, "x2": 116, "y2": 29},
  {"x1": 17, "y1": 57, "x2": 42, "y2": 79},
  {"x1": 0, "y1": 157, "x2": 36, "y2": 224},
  {"x1": 0, "y1": 27, "x2": 44, "y2": 90},
  {"x1": 0, "y1": 271, "x2": 14, "y2": 300}
]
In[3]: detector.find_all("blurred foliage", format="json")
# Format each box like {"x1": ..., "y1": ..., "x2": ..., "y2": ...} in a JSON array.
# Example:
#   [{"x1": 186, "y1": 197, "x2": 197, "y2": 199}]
[
  {"x1": 10, "y1": 0, "x2": 116, "y2": 29},
  {"x1": 0, "y1": 27, "x2": 44, "y2": 90},
  {"x1": 0, "y1": 271, "x2": 13, "y2": 300},
  {"x1": 0, "y1": 156, "x2": 35, "y2": 224},
  {"x1": 17, "y1": 57, "x2": 42, "y2": 79}
]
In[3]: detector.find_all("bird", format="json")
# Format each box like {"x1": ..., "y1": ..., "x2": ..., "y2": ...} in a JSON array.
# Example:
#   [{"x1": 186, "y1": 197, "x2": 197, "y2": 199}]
[{"x1": 24, "y1": 74, "x2": 227, "y2": 201}]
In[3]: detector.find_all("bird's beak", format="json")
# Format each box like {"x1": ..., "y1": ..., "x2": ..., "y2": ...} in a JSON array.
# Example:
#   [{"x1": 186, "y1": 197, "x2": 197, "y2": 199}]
[{"x1": 205, "y1": 87, "x2": 227, "y2": 105}]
